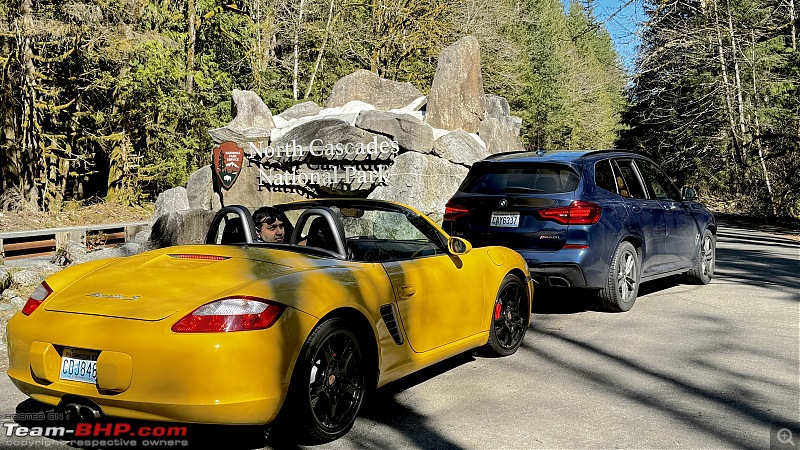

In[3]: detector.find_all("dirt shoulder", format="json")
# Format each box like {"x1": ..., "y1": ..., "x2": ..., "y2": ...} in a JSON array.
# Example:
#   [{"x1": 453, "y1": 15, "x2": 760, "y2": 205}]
[{"x1": 0, "y1": 202, "x2": 154, "y2": 233}]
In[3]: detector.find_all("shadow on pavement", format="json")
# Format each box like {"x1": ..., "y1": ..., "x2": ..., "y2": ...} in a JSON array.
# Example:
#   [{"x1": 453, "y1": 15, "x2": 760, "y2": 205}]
[{"x1": 266, "y1": 352, "x2": 475, "y2": 449}]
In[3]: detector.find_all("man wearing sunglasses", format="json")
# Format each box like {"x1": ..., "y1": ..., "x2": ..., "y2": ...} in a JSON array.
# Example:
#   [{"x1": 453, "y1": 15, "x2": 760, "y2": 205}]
[{"x1": 253, "y1": 206, "x2": 291, "y2": 243}]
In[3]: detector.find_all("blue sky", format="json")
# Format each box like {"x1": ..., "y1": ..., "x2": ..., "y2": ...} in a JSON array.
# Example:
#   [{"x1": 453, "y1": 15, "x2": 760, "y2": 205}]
[{"x1": 588, "y1": 0, "x2": 646, "y2": 72}]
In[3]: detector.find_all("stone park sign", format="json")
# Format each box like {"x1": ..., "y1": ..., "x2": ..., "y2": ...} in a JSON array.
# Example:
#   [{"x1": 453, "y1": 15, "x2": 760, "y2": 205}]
[
  {"x1": 216, "y1": 130, "x2": 401, "y2": 195},
  {"x1": 145, "y1": 35, "x2": 525, "y2": 250},
  {"x1": 207, "y1": 36, "x2": 521, "y2": 219}
]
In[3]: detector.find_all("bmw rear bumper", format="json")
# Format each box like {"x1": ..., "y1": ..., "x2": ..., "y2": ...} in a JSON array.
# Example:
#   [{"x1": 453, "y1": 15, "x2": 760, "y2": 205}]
[
  {"x1": 527, "y1": 263, "x2": 587, "y2": 287},
  {"x1": 520, "y1": 247, "x2": 609, "y2": 289}
]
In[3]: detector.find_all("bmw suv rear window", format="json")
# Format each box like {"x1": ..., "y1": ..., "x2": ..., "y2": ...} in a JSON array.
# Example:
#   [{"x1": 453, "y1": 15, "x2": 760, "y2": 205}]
[{"x1": 458, "y1": 162, "x2": 580, "y2": 194}]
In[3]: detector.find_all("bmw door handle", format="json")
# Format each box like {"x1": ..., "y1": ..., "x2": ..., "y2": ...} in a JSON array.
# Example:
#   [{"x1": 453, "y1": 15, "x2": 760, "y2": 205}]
[
  {"x1": 398, "y1": 284, "x2": 416, "y2": 300},
  {"x1": 632, "y1": 206, "x2": 642, "y2": 212}
]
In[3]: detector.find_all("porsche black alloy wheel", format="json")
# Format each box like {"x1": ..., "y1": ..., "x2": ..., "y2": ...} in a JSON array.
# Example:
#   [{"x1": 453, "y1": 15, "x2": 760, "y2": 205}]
[
  {"x1": 486, "y1": 274, "x2": 528, "y2": 356},
  {"x1": 293, "y1": 319, "x2": 366, "y2": 442}
]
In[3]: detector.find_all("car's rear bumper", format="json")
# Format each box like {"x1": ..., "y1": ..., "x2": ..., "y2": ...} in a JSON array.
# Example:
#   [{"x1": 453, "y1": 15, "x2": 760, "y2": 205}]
[
  {"x1": 6, "y1": 308, "x2": 318, "y2": 425},
  {"x1": 519, "y1": 246, "x2": 609, "y2": 289},
  {"x1": 527, "y1": 263, "x2": 587, "y2": 287}
]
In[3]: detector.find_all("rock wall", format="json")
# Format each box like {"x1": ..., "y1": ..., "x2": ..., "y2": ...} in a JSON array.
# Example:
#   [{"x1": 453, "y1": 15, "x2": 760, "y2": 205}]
[
  {"x1": 83, "y1": 35, "x2": 525, "y2": 252},
  {"x1": 197, "y1": 35, "x2": 523, "y2": 224}
]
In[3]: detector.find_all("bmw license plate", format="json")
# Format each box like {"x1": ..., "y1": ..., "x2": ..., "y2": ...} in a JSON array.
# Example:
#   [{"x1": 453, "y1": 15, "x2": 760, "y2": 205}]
[
  {"x1": 60, "y1": 348, "x2": 99, "y2": 384},
  {"x1": 490, "y1": 212, "x2": 520, "y2": 227}
]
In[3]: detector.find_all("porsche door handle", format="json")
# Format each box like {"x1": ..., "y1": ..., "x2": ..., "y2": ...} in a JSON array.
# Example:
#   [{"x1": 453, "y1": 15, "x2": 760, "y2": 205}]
[{"x1": 398, "y1": 284, "x2": 416, "y2": 300}]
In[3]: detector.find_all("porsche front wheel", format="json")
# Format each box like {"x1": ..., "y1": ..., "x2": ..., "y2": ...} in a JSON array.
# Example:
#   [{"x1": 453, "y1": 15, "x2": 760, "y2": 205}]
[
  {"x1": 291, "y1": 319, "x2": 366, "y2": 442},
  {"x1": 486, "y1": 274, "x2": 528, "y2": 357}
]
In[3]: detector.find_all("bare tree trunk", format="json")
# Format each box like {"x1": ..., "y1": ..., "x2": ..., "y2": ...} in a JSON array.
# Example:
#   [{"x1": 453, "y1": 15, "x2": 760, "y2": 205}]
[
  {"x1": 19, "y1": 0, "x2": 41, "y2": 207},
  {"x1": 726, "y1": 0, "x2": 748, "y2": 154},
  {"x1": 712, "y1": 0, "x2": 742, "y2": 164},
  {"x1": 790, "y1": 0, "x2": 797, "y2": 51},
  {"x1": 305, "y1": 0, "x2": 335, "y2": 99},
  {"x1": 186, "y1": 0, "x2": 197, "y2": 93},
  {"x1": 293, "y1": 0, "x2": 305, "y2": 101}
]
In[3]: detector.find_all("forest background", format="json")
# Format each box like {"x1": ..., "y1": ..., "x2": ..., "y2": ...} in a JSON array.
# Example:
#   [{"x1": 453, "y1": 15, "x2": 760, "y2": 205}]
[{"x1": 0, "y1": 0, "x2": 797, "y2": 221}]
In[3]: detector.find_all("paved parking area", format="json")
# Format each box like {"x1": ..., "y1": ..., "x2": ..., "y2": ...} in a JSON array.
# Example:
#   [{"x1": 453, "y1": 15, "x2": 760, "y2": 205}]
[{"x1": 0, "y1": 224, "x2": 797, "y2": 449}]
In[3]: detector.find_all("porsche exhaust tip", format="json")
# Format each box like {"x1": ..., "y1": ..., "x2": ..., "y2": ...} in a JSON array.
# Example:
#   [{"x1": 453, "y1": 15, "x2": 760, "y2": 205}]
[
  {"x1": 64, "y1": 403, "x2": 80, "y2": 420},
  {"x1": 78, "y1": 404, "x2": 102, "y2": 419},
  {"x1": 63, "y1": 401, "x2": 103, "y2": 420}
]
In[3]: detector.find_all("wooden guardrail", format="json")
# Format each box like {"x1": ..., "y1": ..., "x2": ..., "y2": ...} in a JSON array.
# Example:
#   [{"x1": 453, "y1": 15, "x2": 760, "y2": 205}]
[{"x1": 0, "y1": 222, "x2": 149, "y2": 261}]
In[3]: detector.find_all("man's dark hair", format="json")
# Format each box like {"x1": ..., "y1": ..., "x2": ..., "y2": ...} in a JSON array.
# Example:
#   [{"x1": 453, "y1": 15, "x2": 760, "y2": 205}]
[{"x1": 253, "y1": 206, "x2": 282, "y2": 226}]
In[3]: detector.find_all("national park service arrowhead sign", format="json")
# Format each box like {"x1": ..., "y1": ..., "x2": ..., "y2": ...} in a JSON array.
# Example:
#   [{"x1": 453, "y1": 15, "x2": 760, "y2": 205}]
[{"x1": 213, "y1": 141, "x2": 244, "y2": 190}]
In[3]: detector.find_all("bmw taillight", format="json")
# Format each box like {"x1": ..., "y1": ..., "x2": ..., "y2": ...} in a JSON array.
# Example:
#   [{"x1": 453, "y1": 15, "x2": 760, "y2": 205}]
[
  {"x1": 22, "y1": 282, "x2": 52, "y2": 316},
  {"x1": 172, "y1": 297, "x2": 284, "y2": 333},
  {"x1": 536, "y1": 201, "x2": 602, "y2": 225},
  {"x1": 444, "y1": 202, "x2": 470, "y2": 221}
]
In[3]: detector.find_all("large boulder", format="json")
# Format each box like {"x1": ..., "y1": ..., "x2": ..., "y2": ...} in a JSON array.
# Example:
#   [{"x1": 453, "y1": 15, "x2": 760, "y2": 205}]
[
  {"x1": 355, "y1": 110, "x2": 434, "y2": 154},
  {"x1": 152, "y1": 187, "x2": 190, "y2": 223},
  {"x1": 312, "y1": 123, "x2": 397, "y2": 163},
  {"x1": 484, "y1": 94, "x2": 510, "y2": 119},
  {"x1": 368, "y1": 152, "x2": 468, "y2": 223},
  {"x1": 144, "y1": 210, "x2": 218, "y2": 250},
  {"x1": 229, "y1": 89, "x2": 275, "y2": 130},
  {"x1": 186, "y1": 165, "x2": 216, "y2": 210},
  {"x1": 278, "y1": 101, "x2": 323, "y2": 121},
  {"x1": 479, "y1": 94, "x2": 524, "y2": 153},
  {"x1": 326, "y1": 69, "x2": 424, "y2": 111},
  {"x1": 432, "y1": 130, "x2": 490, "y2": 167},
  {"x1": 208, "y1": 90, "x2": 276, "y2": 144},
  {"x1": 207, "y1": 127, "x2": 269, "y2": 145},
  {"x1": 272, "y1": 118, "x2": 350, "y2": 148},
  {"x1": 426, "y1": 36, "x2": 485, "y2": 133},
  {"x1": 479, "y1": 118, "x2": 524, "y2": 153}
]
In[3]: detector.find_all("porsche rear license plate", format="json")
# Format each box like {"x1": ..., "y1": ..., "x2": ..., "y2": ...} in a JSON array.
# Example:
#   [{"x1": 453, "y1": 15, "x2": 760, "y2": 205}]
[
  {"x1": 60, "y1": 348, "x2": 99, "y2": 384},
  {"x1": 490, "y1": 212, "x2": 520, "y2": 227}
]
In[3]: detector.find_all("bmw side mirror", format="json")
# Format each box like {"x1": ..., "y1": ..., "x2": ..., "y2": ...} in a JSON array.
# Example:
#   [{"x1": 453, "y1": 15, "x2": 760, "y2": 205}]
[
  {"x1": 448, "y1": 237, "x2": 472, "y2": 255},
  {"x1": 682, "y1": 187, "x2": 698, "y2": 201}
]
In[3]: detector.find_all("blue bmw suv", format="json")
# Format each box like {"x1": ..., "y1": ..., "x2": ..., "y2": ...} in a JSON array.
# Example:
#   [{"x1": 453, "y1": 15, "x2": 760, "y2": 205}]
[{"x1": 443, "y1": 150, "x2": 716, "y2": 312}]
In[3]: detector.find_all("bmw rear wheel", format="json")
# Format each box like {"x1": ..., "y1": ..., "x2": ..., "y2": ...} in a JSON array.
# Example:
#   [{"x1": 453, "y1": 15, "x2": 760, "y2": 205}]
[
  {"x1": 686, "y1": 229, "x2": 715, "y2": 284},
  {"x1": 486, "y1": 274, "x2": 529, "y2": 356},
  {"x1": 599, "y1": 241, "x2": 640, "y2": 312},
  {"x1": 292, "y1": 319, "x2": 366, "y2": 442}
]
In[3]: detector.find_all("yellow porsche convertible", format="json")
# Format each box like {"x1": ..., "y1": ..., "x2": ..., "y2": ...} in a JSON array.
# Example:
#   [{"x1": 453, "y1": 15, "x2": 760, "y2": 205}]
[{"x1": 6, "y1": 199, "x2": 532, "y2": 442}]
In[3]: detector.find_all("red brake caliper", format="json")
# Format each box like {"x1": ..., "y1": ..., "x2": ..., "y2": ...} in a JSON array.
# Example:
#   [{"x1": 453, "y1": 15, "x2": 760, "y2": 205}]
[{"x1": 494, "y1": 302, "x2": 503, "y2": 320}]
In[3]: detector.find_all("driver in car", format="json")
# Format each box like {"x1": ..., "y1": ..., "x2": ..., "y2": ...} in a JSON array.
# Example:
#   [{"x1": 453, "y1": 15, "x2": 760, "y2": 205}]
[{"x1": 253, "y1": 206, "x2": 292, "y2": 243}]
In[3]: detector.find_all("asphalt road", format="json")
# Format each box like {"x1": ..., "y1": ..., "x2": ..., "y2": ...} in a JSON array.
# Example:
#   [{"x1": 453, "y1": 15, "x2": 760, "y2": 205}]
[{"x1": 0, "y1": 224, "x2": 797, "y2": 449}]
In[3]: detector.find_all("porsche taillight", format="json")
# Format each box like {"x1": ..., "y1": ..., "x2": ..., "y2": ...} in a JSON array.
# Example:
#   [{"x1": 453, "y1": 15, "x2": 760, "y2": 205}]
[
  {"x1": 171, "y1": 297, "x2": 284, "y2": 333},
  {"x1": 22, "y1": 282, "x2": 52, "y2": 316}
]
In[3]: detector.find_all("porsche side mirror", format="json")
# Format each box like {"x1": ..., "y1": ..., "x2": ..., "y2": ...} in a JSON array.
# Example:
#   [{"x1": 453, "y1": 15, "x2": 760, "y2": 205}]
[
  {"x1": 681, "y1": 187, "x2": 698, "y2": 201},
  {"x1": 448, "y1": 237, "x2": 472, "y2": 255}
]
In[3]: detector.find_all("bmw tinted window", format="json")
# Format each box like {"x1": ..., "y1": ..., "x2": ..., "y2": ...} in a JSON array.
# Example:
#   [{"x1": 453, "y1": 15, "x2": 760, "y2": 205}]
[
  {"x1": 459, "y1": 163, "x2": 580, "y2": 194},
  {"x1": 594, "y1": 159, "x2": 618, "y2": 194},
  {"x1": 613, "y1": 159, "x2": 647, "y2": 199},
  {"x1": 635, "y1": 159, "x2": 682, "y2": 201}
]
